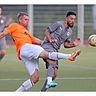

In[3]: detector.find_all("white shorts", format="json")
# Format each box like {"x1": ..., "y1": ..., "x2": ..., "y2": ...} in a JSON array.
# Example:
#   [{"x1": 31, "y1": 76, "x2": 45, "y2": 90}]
[{"x1": 20, "y1": 43, "x2": 44, "y2": 76}]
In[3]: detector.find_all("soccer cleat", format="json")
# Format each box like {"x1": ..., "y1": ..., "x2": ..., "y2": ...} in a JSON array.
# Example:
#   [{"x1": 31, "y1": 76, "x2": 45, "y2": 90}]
[
  {"x1": 47, "y1": 81, "x2": 58, "y2": 88},
  {"x1": 68, "y1": 49, "x2": 81, "y2": 61}
]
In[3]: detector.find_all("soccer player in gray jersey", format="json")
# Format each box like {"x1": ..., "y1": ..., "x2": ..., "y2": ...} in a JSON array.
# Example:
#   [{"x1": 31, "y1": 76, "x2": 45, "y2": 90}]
[
  {"x1": 41, "y1": 11, "x2": 81, "y2": 91},
  {"x1": 0, "y1": 7, "x2": 12, "y2": 61}
]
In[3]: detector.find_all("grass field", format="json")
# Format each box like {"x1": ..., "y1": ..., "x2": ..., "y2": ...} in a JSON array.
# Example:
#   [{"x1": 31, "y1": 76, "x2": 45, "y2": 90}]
[{"x1": 0, "y1": 45, "x2": 96, "y2": 92}]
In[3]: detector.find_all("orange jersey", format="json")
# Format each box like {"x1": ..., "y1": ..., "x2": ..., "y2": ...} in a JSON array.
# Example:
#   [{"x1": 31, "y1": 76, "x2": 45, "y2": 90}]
[{"x1": 5, "y1": 23, "x2": 35, "y2": 59}]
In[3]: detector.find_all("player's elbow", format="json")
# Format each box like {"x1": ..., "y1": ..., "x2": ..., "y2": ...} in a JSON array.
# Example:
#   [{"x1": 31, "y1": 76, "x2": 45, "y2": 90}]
[
  {"x1": 64, "y1": 43, "x2": 71, "y2": 48},
  {"x1": 0, "y1": 33, "x2": 5, "y2": 38},
  {"x1": 64, "y1": 42, "x2": 75, "y2": 48},
  {"x1": 0, "y1": 31, "x2": 8, "y2": 38}
]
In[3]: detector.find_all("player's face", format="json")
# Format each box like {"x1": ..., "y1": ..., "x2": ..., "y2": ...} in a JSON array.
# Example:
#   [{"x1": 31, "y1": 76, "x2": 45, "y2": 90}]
[
  {"x1": 19, "y1": 15, "x2": 29, "y2": 28},
  {"x1": 66, "y1": 15, "x2": 76, "y2": 28}
]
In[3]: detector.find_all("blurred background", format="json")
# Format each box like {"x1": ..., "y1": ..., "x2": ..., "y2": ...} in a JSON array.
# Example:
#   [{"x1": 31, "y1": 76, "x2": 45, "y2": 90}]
[{"x1": 0, "y1": 5, "x2": 94, "y2": 46}]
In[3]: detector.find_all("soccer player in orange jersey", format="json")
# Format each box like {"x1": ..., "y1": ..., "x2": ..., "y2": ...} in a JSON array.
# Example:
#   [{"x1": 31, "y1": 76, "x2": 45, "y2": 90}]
[{"x1": 0, "y1": 12, "x2": 81, "y2": 91}]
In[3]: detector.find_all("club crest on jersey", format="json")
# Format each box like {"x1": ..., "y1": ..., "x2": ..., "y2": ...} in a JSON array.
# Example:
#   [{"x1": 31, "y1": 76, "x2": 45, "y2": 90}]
[
  {"x1": 59, "y1": 27, "x2": 62, "y2": 31},
  {"x1": 67, "y1": 32, "x2": 71, "y2": 36},
  {"x1": 58, "y1": 27, "x2": 63, "y2": 34}
]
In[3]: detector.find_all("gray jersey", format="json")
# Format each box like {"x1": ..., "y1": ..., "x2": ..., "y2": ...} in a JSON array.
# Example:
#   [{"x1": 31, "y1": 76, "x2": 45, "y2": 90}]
[
  {"x1": 0, "y1": 15, "x2": 9, "y2": 32},
  {"x1": 0, "y1": 15, "x2": 9, "y2": 49},
  {"x1": 42, "y1": 21, "x2": 72, "y2": 50}
]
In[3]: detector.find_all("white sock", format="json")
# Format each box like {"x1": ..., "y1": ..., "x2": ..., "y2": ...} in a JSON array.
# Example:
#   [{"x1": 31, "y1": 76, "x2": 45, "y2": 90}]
[
  {"x1": 16, "y1": 79, "x2": 34, "y2": 92},
  {"x1": 47, "y1": 77, "x2": 52, "y2": 84},
  {"x1": 46, "y1": 77, "x2": 52, "y2": 88},
  {"x1": 48, "y1": 52, "x2": 71, "y2": 60}
]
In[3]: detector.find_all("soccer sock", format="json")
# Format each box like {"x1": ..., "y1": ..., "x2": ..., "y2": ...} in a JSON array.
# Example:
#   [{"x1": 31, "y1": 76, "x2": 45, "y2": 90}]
[
  {"x1": 46, "y1": 64, "x2": 54, "y2": 86},
  {"x1": 48, "y1": 52, "x2": 71, "y2": 60},
  {"x1": 46, "y1": 77, "x2": 52, "y2": 88},
  {"x1": 41, "y1": 64, "x2": 55, "y2": 90},
  {"x1": 16, "y1": 79, "x2": 34, "y2": 92},
  {"x1": 47, "y1": 64, "x2": 54, "y2": 77}
]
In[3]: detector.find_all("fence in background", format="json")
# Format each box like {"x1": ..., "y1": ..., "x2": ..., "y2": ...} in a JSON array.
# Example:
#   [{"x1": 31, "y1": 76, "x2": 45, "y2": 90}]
[{"x1": 0, "y1": 5, "x2": 94, "y2": 46}]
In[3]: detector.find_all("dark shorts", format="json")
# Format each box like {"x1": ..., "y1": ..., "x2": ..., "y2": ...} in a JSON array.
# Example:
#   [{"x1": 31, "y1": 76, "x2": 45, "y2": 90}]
[{"x1": 42, "y1": 43, "x2": 59, "y2": 69}]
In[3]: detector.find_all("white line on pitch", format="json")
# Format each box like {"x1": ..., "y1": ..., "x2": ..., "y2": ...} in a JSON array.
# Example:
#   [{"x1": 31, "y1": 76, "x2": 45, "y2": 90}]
[{"x1": 0, "y1": 77, "x2": 96, "y2": 81}]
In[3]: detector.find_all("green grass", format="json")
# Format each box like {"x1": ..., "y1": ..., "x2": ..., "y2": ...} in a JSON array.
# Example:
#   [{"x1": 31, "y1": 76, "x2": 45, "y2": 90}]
[{"x1": 0, "y1": 46, "x2": 96, "y2": 91}]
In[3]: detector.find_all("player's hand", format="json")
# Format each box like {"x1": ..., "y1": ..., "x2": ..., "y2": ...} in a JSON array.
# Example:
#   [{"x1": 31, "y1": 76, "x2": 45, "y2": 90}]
[
  {"x1": 73, "y1": 38, "x2": 81, "y2": 46},
  {"x1": 49, "y1": 39, "x2": 57, "y2": 43}
]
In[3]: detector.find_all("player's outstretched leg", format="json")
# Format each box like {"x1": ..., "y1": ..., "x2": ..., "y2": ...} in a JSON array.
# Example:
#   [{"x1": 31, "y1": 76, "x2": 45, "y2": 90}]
[
  {"x1": 48, "y1": 49, "x2": 81, "y2": 61},
  {"x1": 68, "y1": 49, "x2": 81, "y2": 61}
]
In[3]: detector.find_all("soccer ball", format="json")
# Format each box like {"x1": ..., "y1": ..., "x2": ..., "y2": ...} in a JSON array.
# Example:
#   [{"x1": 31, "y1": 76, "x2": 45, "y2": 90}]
[{"x1": 88, "y1": 34, "x2": 96, "y2": 47}]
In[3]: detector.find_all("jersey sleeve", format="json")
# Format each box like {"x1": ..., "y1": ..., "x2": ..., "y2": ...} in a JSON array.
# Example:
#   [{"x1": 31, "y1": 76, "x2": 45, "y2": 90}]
[
  {"x1": 48, "y1": 21, "x2": 59, "y2": 33},
  {"x1": 5, "y1": 23, "x2": 17, "y2": 35}
]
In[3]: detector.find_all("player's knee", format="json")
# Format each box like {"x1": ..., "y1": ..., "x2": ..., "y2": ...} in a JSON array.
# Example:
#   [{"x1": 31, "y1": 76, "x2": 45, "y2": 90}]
[
  {"x1": 31, "y1": 74, "x2": 39, "y2": 84},
  {"x1": 39, "y1": 50, "x2": 49, "y2": 59},
  {"x1": 32, "y1": 75, "x2": 39, "y2": 84}
]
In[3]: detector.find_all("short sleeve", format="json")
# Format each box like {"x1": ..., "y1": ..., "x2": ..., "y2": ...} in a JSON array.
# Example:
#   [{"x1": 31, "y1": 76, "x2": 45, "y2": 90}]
[
  {"x1": 5, "y1": 23, "x2": 17, "y2": 34},
  {"x1": 48, "y1": 22, "x2": 59, "y2": 33}
]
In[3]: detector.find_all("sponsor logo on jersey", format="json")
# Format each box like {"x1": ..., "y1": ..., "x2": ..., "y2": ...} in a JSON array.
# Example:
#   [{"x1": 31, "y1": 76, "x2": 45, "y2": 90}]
[{"x1": 67, "y1": 32, "x2": 71, "y2": 36}]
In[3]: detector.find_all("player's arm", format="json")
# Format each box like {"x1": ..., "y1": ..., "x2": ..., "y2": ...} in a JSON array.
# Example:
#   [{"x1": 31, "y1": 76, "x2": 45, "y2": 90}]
[
  {"x1": 45, "y1": 29, "x2": 52, "y2": 42},
  {"x1": 0, "y1": 29, "x2": 8, "y2": 39},
  {"x1": 45, "y1": 21, "x2": 60, "y2": 43},
  {"x1": 33, "y1": 37, "x2": 42, "y2": 45},
  {"x1": 27, "y1": 32, "x2": 42, "y2": 45},
  {"x1": 64, "y1": 38, "x2": 81, "y2": 48},
  {"x1": 45, "y1": 29, "x2": 57, "y2": 43}
]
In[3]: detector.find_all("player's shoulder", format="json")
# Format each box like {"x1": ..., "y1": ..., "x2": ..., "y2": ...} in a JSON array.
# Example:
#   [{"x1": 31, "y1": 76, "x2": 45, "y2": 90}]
[
  {"x1": 9, "y1": 22, "x2": 19, "y2": 27},
  {"x1": 56, "y1": 21, "x2": 64, "y2": 25}
]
